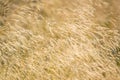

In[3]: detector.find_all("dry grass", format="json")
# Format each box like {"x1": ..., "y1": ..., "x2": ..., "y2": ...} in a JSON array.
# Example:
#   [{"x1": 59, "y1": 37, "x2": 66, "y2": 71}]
[{"x1": 0, "y1": 0, "x2": 120, "y2": 80}]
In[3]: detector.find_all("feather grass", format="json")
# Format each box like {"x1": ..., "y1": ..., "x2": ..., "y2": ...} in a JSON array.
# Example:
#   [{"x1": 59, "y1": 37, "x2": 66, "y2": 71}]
[{"x1": 0, "y1": 0, "x2": 120, "y2": 80}]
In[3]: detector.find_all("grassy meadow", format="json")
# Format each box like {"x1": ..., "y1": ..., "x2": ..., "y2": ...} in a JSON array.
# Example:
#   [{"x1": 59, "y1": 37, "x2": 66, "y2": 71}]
[{"x1": 0, "y1": 0, "x2": 120, "y2": 80}]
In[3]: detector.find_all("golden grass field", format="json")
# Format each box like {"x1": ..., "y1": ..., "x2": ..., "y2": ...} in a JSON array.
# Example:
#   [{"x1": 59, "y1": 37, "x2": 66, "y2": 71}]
[{"x1": 0, "y1": 0, "x2": 120, "y2": 80}]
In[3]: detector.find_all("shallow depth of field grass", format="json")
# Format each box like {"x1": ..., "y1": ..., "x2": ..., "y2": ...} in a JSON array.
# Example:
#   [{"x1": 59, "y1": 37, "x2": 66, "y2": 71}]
[{"x1": 0, "y1": 0, "x2": 120, "y2": 80}]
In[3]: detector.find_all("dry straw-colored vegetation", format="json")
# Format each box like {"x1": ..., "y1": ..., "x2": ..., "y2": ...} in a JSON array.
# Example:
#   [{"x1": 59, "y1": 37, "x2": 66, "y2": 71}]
[{"x1": 0, "y1": 0, "x2": 120, "y2": 80}]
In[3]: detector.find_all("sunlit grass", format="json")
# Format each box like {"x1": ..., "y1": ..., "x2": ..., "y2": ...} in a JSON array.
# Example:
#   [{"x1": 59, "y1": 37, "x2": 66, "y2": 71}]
[{"x1": 0, "y1": 0, "x2": 120, "y2": 80}]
